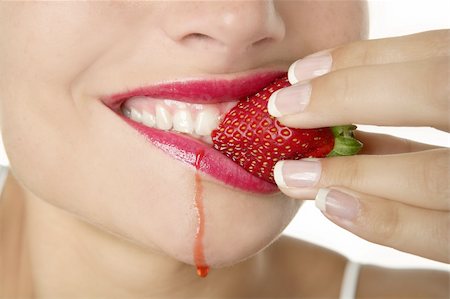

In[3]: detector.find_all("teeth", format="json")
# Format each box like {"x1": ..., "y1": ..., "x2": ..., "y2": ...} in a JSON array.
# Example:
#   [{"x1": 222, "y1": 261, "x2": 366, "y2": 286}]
[
  {"x1": 165, "y1": 100, "x2": 188, "y2": 110},
  {"x1": 122, "y1": 98, "x2": 236, "y2": 144},
  {"x1": 195, "y1": 107, "x2": 219, "y2": 136},
  {"x1": 192, "y1": 103, "x2": 205, "y2": 111},
  {"x1": 173, "y1": 110, "x2": 194, "y2": 134},
  {"x1": 142, "y1": 111, "x2": 156, "y2": 127},
  {"x1": 201, "y1": 136, "x2": 213, "y2": 145},
  {"x1": 130, "y1": 108, "x2": 142, "y2": 123},
  {"x1": 122, "y1": 106, "x2": 132, "y2": 118},
  {"x1": 155, "y1": 104, "x2": 172, "y2": 130}
]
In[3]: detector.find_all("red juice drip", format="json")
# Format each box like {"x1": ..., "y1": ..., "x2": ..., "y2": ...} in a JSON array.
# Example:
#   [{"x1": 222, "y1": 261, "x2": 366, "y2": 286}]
[{"x1": 193, "y1": 149, "x2": 209, "y2": 278}]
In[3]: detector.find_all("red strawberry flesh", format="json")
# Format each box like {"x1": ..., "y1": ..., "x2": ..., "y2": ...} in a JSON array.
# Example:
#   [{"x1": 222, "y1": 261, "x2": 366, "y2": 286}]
[{"x1": 211, "y1": 74, "x2": 362, "y2": 184}]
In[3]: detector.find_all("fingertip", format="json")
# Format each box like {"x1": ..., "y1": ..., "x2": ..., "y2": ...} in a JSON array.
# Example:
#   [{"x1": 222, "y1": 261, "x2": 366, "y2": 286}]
[
  {"x1": 315, "y1": 188, "x2": 330, "y2": 212},
  {"x1": 267, "y1": 90, "x2": 283, "y2": 117},
  {"x1": 288, "y1": 60, "x2": 300, "y2": 84},
  {"x1": 273, "y1": 160, "x2": 286, "y2": 188}
]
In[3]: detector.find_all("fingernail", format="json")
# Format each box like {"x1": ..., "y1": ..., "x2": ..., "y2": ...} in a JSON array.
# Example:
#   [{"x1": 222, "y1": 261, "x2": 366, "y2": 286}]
[
  {"x1": 274, "y1": 159, "x2": 321, "y2": 188},
  {"x1": 267, "y1": 81, "x2": 312, "y2": 117},
  {"x1": 315, "y1": 188, "x2": 360, "y2": 221},
  {"x1": 288, "y1": 52, "x2": 332, "y2": 84}
]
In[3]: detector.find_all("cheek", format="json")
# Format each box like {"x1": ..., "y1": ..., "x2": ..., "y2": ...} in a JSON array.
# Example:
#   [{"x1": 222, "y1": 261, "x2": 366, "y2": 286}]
[
  {"x1": 0, "y1": 0, "x2": 310, "y2": 271},
  {"x1": 1, "y1": 95, "x2": 301, "y2": 268},
  {"x1": 279, "y1": 0, "x2": 368, "y2": 56}
]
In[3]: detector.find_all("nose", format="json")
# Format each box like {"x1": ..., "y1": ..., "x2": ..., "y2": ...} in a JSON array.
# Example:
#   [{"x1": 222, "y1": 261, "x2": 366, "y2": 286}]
[{"x1": 162, "y1": 1, "x2": 285, "y2": 56}]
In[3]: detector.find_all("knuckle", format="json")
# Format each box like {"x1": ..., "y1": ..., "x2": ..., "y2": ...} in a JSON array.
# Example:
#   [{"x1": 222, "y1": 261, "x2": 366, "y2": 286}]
[
  {"x1": 420, "y1": 149, "x2": 450, "y2": 201},
  {"x1": 419, "y1": 57, "x2": 449, "y2": 129},
  {"x1": 433, "y1": 213, "x2": 450, "y2": 262},
  {"x1": 372, "y1": 202, "x2": 401, "y2": 245},
  {"x1": 432, "y1": 57, "x2": 450, "y2": 108},
  {"x1": 320, "y1": 157, "x2": 362, "y2": 189},
  {"x1": 339, "y1": 71, "x2": 353, "y2": 107},
  {"x1": 323, "y1": 69, "x2": 354, "y2": 109},
  {"x1": 411, "y1": 30, "x2": 450, "y2": 60},
  {"x1": 334, "y1": 40, "x2": 376, "y2": 68},
  {"x1": 426, "y1": 29, "x2": 450, "y2": 57}
]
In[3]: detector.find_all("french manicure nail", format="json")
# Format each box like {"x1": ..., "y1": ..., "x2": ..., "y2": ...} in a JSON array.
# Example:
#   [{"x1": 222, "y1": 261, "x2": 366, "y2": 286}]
[
  {"x1": 315, "y1": 188, "x2": 360, "y2": 221},
  {"x1": 267, "y1": 81, "x2": 312, "y2": 117},
  {"x1": 274, "y1": 159, "x2": 321, "y2": 188},
  {"x1": 288, "y1": 52, "x2": 332, "y2": 84}
]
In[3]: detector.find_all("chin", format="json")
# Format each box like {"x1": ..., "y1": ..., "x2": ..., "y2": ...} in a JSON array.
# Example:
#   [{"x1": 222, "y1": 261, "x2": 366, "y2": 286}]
[
  {"x1": 203, "y1": 183, "x2": 301, "y2": 268},
  {"x1": 4, "y1": 86, "x2": 301, "y2": 273},
  {"x1": 153, "y1": 179, "x2": 302, "y2": 269},
  {"x1": 79, "y1": 99, "x2": 303, "y2": 270}
]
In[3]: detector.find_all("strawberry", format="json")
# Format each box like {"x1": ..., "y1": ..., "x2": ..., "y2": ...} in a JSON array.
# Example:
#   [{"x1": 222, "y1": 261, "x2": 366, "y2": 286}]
[{"x1": 211, "y1": 75, "x2": 362, "y2": 184}]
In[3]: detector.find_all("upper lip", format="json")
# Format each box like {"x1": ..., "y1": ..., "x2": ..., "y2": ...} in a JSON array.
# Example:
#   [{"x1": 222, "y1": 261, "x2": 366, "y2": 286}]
[{"x1": 101, "y1": 70, "x2": 286, "y2": 111}]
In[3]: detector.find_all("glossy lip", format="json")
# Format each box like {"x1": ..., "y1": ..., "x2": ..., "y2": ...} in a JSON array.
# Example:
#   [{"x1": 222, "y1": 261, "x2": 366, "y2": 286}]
[
  {"x1": 119, "y1": 115, "x2": 278, "y2": 193},
  {"x1": 100, "y1": 71, "x2": 285, "y2": 194},
  {"x1": 102, "y1": 70, "x2": 286, "y2": 112}
]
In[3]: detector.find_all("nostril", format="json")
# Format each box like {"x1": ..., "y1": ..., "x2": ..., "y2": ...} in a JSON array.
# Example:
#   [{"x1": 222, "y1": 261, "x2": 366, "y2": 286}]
[
  {"x1": 182, "y1": 33, "x2": 273, "y2": 52},
  {"x1": 183, "y1": 33, "x2": 213, "y2": 42},
  {"x1": 181, "y1": 32, "x2": 226, "y2": 50},
  {"x1": 252, "y1": 37, "x2": 273, "y2": 48},
  {"x1": 162, "y1": 1, "x2": 285, "y2": 56}
]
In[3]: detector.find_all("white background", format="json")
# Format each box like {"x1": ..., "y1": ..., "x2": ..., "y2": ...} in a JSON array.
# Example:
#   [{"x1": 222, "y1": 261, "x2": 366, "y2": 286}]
[
  {"x1": 0, "y1": 0, "x2": 449, "y2": 271},
  {"x1": 283, "y1": 0, "x2": 450, "y2": 271}
]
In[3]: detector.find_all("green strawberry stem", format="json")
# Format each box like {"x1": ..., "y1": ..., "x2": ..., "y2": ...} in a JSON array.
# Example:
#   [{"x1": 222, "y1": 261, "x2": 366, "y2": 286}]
[{"x1": 327, "y1": 125, "x2": 363, "y2": 157}]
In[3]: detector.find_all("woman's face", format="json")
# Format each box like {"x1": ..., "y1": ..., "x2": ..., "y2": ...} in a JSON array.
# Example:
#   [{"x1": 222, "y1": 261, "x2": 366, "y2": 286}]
[{"x1": 0, "y1": 1, "x2": 367, "y2": 267}]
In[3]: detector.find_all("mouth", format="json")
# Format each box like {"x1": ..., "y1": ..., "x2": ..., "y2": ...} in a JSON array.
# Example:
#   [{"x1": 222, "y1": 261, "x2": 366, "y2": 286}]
[{"x1": 101, "y1": 71, "x2": 285, "y2": 194}]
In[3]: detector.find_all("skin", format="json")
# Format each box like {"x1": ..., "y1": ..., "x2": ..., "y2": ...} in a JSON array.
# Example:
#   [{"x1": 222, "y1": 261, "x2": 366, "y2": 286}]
[
  {"x1": 275, "y1": 30, "x2": 450, "y2": 263},
  {"x1": 0, "y1": 1, "x2": 448, "y2": 298}
]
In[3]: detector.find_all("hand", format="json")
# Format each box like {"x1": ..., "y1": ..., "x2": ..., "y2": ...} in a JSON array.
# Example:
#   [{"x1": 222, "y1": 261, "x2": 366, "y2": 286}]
[{"x1": 269, "y1": 30, "x2": 449, "y2": 263}]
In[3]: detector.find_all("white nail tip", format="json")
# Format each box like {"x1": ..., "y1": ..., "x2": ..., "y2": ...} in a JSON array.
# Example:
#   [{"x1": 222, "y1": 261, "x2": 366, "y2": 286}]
[
  {"x1": 288, "y1": 60, "x2": 300, "y2": 84},
  {"x1": 273, "y1": 161, "x2": 287, "y2": 188},
  {"x1": 315, "y1": 188, "x2": 330, "y2": 212},
  {"x1": 267, "y1": 90, "x2": 283, "y2": 118}
]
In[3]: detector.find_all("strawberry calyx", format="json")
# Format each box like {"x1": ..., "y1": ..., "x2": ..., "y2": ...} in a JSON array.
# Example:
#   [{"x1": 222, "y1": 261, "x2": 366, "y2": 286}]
[{"x1": 327, "y1": 125, "x2": 363, "y2": 157}]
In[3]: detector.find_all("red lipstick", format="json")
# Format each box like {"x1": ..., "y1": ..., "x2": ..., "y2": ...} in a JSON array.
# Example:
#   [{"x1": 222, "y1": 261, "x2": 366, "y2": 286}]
[
  {"x1": 102, "y1": 71, "x2": 285, "y2": 193},
  {"x1": 103, "y1": 71, "x2": 285, "y2": 112}
]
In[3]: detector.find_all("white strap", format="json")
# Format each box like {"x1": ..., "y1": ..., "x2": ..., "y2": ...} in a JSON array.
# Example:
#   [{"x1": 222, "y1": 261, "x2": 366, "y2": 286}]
[{"x1": 339, "y1": 261, "x2": 361, "y2": 299}]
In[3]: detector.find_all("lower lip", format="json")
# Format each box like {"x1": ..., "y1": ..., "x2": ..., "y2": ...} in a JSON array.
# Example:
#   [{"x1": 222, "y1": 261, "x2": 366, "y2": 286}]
[{"x1": 117, "y1": 113, "x2": 278, "y2": 194}]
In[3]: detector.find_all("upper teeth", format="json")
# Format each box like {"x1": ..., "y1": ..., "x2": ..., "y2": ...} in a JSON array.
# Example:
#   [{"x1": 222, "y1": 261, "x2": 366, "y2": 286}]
[
  {"x1": 155, "y1": 104, "x2": 173, "y2": 131},
  {"x1": 121, "y1": 97, "x2": 237, "y2": 143},
  {"x1": 172, "y1": 109, "x2": 193, "y2": 133},
  {"x1": 194, "y1": 107, "x2": 221, "y2": 136}
]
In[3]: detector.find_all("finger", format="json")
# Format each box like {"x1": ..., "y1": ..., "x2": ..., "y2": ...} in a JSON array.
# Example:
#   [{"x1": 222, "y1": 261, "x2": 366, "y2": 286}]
[
  {"x1": 274, "y1": 148, "x2": 450, "y2": 210},
  {"x1": 355, "y1": 131, "x2": 439, "y2": 155},
  {"x1": 270, "y1": 57, "x2": 449, "y2": 130},
  {"x1": 288, "y1": 30, "x2": 450, "y2": 84},
  {"x1": 314, "y1": 187, "x2": 449, "y2": 263}
]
